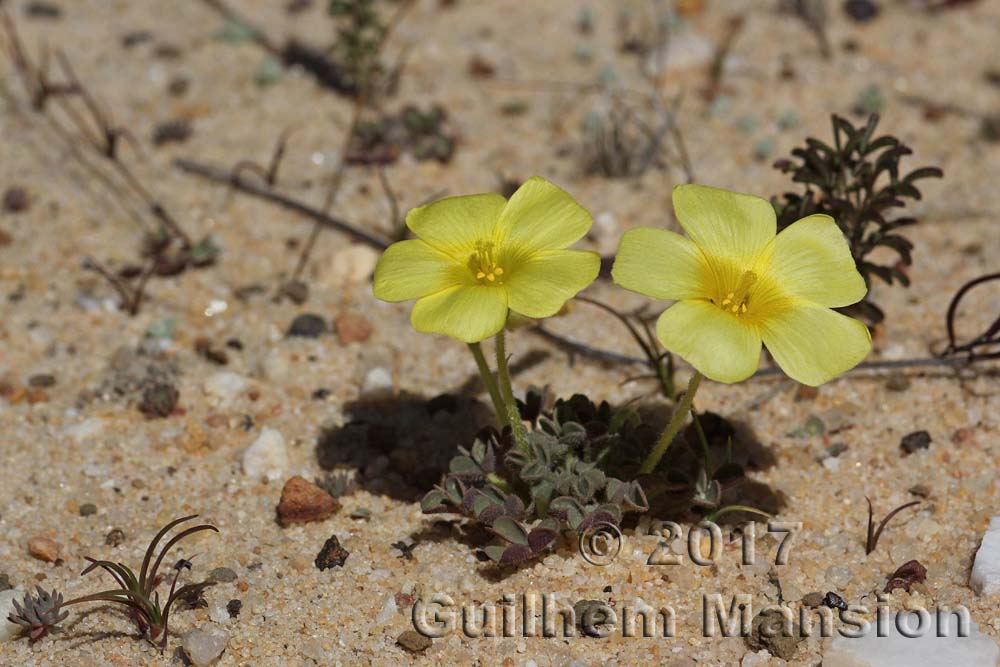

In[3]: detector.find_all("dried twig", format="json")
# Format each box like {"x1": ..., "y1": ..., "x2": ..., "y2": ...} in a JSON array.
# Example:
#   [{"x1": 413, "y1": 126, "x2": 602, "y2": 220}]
[
  {"x1": 943, "y1": 272, "x2": 1000, "y2": 362},
  {"x1": 703, "y1": 15, "x2": 745, "y2": 103},
  {"x1": 174, "y1": 157, "x2": 390, "y2": 251},
  {"x1": 866, "y1": 498, "x2": 920, "y2": 555}
]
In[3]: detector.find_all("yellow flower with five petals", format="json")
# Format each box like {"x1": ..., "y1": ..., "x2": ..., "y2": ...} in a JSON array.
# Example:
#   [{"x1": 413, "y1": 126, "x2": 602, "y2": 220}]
[
  {"x1": 373, "y1": 177, "x2": 601, "y2": 343},
  {"x1": 612, "y1": 184, "x2": 871, "y2": 386}
]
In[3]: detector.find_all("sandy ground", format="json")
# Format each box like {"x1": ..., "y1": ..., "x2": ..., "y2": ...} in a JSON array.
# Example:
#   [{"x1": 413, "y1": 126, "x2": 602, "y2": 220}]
[{"x1": 0, "y1": 0, "x2": 998, "y2": 665}]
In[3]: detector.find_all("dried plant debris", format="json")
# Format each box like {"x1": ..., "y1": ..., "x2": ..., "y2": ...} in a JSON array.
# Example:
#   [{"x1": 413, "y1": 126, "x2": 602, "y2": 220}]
[
  {"x1": 771, "y1": 114, "x2": 943, "y2": 323},
  {"x1": 88, "y1": 344, "x2": 180, "y2": 414},
  {"x1": 346, "y1": 105, "x2": 457, "y2": 165},
  {"x1": 884, "y1": 559, "x2": 927, "y2": 594},
  {"x1": 315, "y1": 534, "x2": 350, "y2": 570}
]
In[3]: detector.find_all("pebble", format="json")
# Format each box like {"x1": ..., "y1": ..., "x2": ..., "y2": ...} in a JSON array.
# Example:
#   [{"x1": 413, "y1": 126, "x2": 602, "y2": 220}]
[
  {"x1": 64, "y1": 417, "x2": 105, "y2": 443},
  {"x1": 335, "y1": 313, "x2": 373, "y2": 344},
  {"x1": 182, "y1": 628, "x2": 228, "y2": 666},
  {"x1": 745, "y1": 608, "x2": 802, "y2": 660},
  {"x1": 360, "y1": 367, "x2": 393, "y2": 398},
  {"x1": 276, "y1": 476, "x2": 341, "y2": 526},
  {"x1": 824, "y1": 612, "x2": 999, "y2": 667},
  {"x1": 208, "y1": 602, "x2": 230, "y2": 624},
  {"x1": 0, "y1": 588, "x2": 25, "y2": 641},
  {"x1": 287, "y1": 313, "x2": 328, "y2": 338},
  {"x1": 590, "y1": 212, "x2": 620, "y2": 254},
  {"x1": 900, "y1": 430, "x2": 932, "y2": 455},
  {"x1": 376, "y1": 594, "x2": 398, "y2": 624},
  {"x1": 203, "y1": 371, "x2": 249, "y2": 405},
  {"x1": 396, "y1": 629, "x2": 432, "y2": 653},
  {"x1": 741, "y1": 650, "x2": 773, "y2": 667},
  {"x1": 314, "y1": 534, "x2": 350, "y2": 570},
  {"x1": 327, "y1": 245, "x2": 379, "y2": 284},
  {"x1": 844, "y1": 0, "x2": 880, "y2": 22},
  {"x1": 138, "y1": 381, "x2": 179, "y2": 418},
  {"x1": 885, "y1": 372, "x2": 910, "y2": 391},
  {"x1": 801, "y1": 592, "x2": 825, "y2": 608},
  {"x1": 208, "y1": 567, "x2": 238, "y2": 583},
  {"x1": 226, "y1": 599, "x2": 242, "y2": 618},
  {"x1": 27, "y1": 373, "x2": 55, "y2": 388},
  {"x1": 971, "y1": 516, "x2": 1000, "y2": 596},
  {"x1": 0, "y1": 574, "x2": 10, "y2": 591},
  {"x1": 27, "y1": 536, "x2": 61, "y2": 562},
  {"x1": 79, "y1": 502, "x2": 97, "y2": 517},
  {"x1": 241, "y1": 428, "x2": 288, "y2": 481},
  {"x1": 2, "y1": 186, "x2": 30, "y2": 213}
]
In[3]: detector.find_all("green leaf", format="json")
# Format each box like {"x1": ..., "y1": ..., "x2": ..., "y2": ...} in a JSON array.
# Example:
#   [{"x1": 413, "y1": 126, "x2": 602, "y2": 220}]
[
  {"x1": 491, "y1": 517, "x2": 530, "y2": 546},
  {"x1": 420, "y1": 490, "x2": 448, "y2": 512}
]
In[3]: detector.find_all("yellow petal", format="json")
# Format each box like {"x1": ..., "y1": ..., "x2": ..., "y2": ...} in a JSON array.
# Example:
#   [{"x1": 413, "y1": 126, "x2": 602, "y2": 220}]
[
  {"x1": 405, "y1": 193, "x2": 507, "y2": 259},
  {"x1": 656, "y1": 300, "x2": 762, "y2": 383},
  {"x1": 373, "y1": 239, "x2": 464, "y2": 302},
  {"x1": 612, "y1": 227, "x2": 708, "y2": 300},
  {"x1": 763, "y1": 214, "x2": 867, "y2": 308},
  {"x1": 672, "y1": 184, "x2": 775, "y2": 265},
  {"x1": 505, "y1": 249, "x2": 601, "y2": 318},
  {"x1": 410, "y1": 285, "x2": 509, "y2": 343},
  {"x1": 495, "y1": 176, "x2": 593, "y2": 252},
  {"x1": 759, "y1": 303, "x2": 871, "y2": 386}
]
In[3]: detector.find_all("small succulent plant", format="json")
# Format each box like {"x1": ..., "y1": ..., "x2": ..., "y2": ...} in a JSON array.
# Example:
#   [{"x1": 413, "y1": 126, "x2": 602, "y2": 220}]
[
  {"x1": 8, "y1": 587, "x2": 69, "y2": 640},
  {"x1": 422, "y1": 390, "x2": 651, "y2": 564},
  {"x1": 771, "y1": 114, "x2": 943, "y2": 323},
  {"x1": 6, "y1": 515, "x2": 218, "y2": 650},
  {"x1": 347, "y1": 104, "x2": 457, "y2": 165}
]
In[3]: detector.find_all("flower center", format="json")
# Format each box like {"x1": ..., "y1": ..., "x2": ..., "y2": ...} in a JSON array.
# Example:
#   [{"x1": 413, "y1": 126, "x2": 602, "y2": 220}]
[
  {"x1": 468, "y1": 241, "x2": 505, "y2": 285},
  {"x1": 716, "y1": 270, "x2": 757, "y2": 317}
]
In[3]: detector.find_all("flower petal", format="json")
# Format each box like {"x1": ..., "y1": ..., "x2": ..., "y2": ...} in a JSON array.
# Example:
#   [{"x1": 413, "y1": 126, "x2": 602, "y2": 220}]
[
  {"x1": 505, "y1": 249, "x2": 601, "y2": 318},
  {"x1": 656, "y1": 300, "x2": 762, "y2": 383},
  {"x1": 672, "y1": 184, "x2": 775, "y2": 265},
  {"x1": 495, "y1": 176, "x2": 593, "y2": 252},
  {"x1": 760, "y1": 303, "x2": 871, "y2": 386},
  {"x1": 373, "y1": 240, "x2": 464, "y2": 302},
  {"x1": 410, "y1": 285, "x2": 509, "y2": 343},
  {"x1": 612, "y1": 227, "x2": 709, "y2": 300},
  {"x1": 405, "y1": 193, "x2": 507, "y2": 259},
  {"x1": 764, "y1": 214, "x2": 868, "y2": 308}
]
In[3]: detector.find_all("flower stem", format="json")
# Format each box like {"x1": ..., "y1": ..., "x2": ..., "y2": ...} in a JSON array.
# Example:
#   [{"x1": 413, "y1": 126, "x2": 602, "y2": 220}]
[
  {"x1": 639, "y1": 371, "x2": 703, "y2": 474},
  {"x1": 494, "y1": 330, "x2": 529, "y2": 452},
  {"x1": 468, "y1": 342, "x2": 506, "y2": 423}
]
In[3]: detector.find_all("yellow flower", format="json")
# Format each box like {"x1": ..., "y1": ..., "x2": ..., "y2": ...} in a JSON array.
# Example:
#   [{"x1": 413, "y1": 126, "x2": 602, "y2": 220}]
[
  {"x1": 373, "y1": 177, "x2": 601, "y2": 343},
  {"x1": 612, "y1": 184, "x2": 871, "y2": 386}
]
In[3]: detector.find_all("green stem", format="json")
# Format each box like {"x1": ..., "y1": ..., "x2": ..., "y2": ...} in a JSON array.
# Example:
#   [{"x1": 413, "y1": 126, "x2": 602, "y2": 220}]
[
  {"x1": 639, "y1": 371, "x2": 703, "y2": 474},
  {"x1": 468, "y1": 342, "x2": 506, "y2": 423},
  {"x1": 494, "y1": 330, "x2": 529, "y2": 451}
]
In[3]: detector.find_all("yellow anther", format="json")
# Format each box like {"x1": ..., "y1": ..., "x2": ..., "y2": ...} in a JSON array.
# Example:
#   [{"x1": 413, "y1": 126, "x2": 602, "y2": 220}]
[
  {"x1": 718, "y1": 272, "x2": 757, "y2": 317},
  {"x1": 469, "y1": 241, "x2": 506, "y2": 285}
]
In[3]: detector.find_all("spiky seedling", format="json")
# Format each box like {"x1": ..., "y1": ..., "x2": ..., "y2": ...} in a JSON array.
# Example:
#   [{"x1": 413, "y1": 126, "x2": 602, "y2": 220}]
[
  {"x1": 19, "y1": 515, "x2": 219, "y2": 651},
  {"x1": 422, "y1": 392, "x2": 651, "y2": 564},
  {"x1": 8, "y1": 587, "x2": 69, "y2": 640},
  {"x1": 771, "y1": 114, "x2": 943, "y2": 323}
]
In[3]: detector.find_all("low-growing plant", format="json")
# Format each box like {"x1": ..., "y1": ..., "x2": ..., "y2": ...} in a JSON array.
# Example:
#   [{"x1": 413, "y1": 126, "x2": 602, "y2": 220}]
[
  {"x1": 771, "y1": 114, "x2": 943, "y2": 323},
  {"x1": 6, "y1": 515, "x2": 218, "y2": 650},
  {"x1": 421, "y1": 390, "x2": 765, "y2": 564},
  {"x1": 422, "y1": 392, "x2": 652, "y2": 563}
]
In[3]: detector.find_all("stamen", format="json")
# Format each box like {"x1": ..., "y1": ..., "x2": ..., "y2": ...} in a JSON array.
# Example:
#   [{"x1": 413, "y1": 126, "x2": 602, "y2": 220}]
[
  {"x1": 718, "y1": 271, "x2": 757, "y2": 317},
  {"x1": 468, "y1": 241, "x2": 506, "y2": 285}
]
